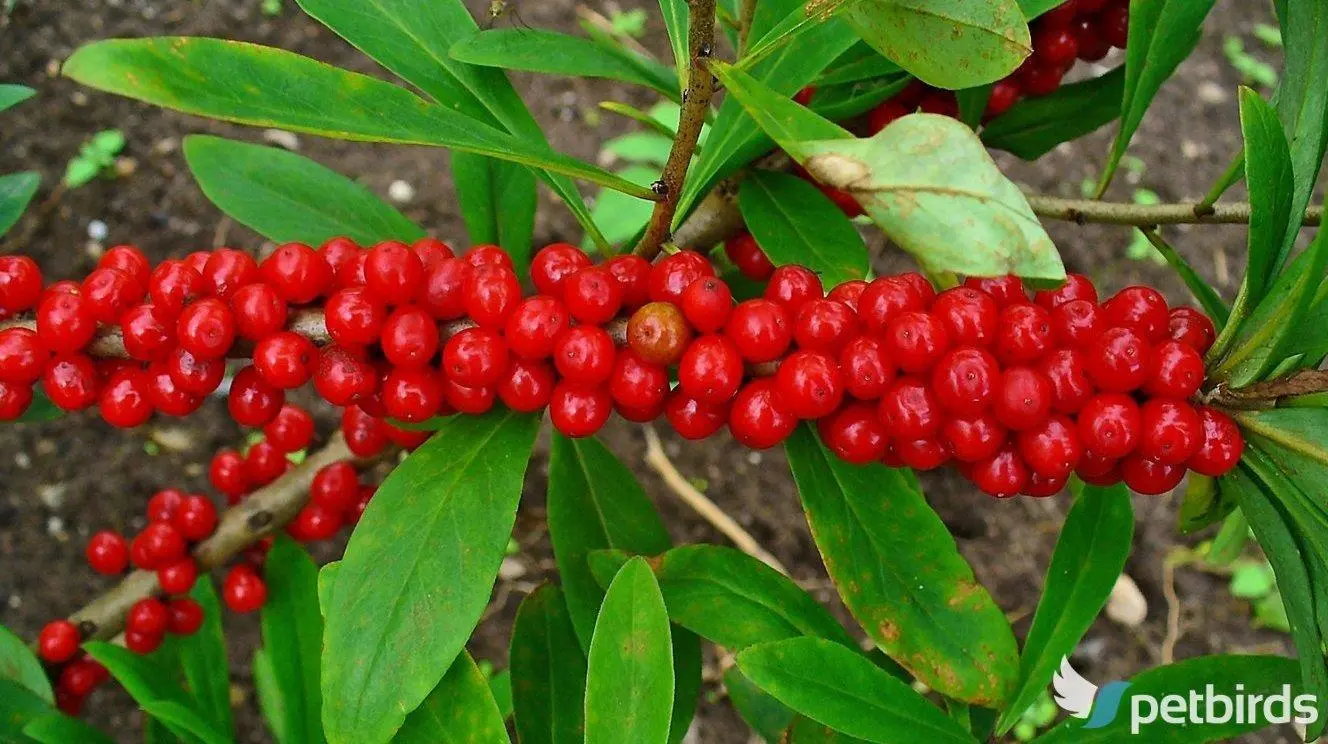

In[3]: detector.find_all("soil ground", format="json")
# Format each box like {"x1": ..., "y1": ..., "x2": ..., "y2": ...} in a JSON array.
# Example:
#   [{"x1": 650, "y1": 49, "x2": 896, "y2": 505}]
[{"x1": 0, "y1": 0, "x2": 1305, "y2": 741}]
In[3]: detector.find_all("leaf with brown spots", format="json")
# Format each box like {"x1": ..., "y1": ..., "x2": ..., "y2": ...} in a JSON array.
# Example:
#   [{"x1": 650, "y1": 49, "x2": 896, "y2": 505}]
[{"x1": 784, "y1": 426, "x2": 1018, "y2": 707}]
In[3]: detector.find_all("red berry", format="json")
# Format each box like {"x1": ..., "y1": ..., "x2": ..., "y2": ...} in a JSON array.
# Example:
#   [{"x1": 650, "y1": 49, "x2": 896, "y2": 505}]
[
  {"x1": 43, "y1": 353, "x2": 100, "y2": 410},
  {"x1": 931, "y1": 347, "x2": 1000, "y2": 417},
  {"x1": 261, "y1": 242, "x2": 331, "y2": 303},
  {"x1": 724, "y1": 233, "x2": 775, "y2": 281},
  {"x1": 444, "y1": 380, "x2": 495, "y2": 415},
  {"x1": 1139, "y1": 399, "x2": 1201, "y2": 465},
  {"x1": 148, "y1": 261, "x2": 206, "y2": 317},
  {"x1": 1121, "y1": 455, "x2": 1184, "y2": 495},
  {"x1": 381, "y1": 306, "x2": 440, "y2": 368},
  {"x1": 342, "y1": 406, "x2": 390, "y2": 457},
  {"x1": 627, "y1": 302, "x2": 693, "y2": 365},
  {"x1": 167, "y1": 597, "x2": 205, "y2": 635},
  {"x1": 603, "y1": 255, "x2": 652, "y2": 309},
  {"x1": 147, "y1": 488, "x2": 185, "y2": 523},
  {"x1": 868, "y1": 100, "x2": 909, "y2": 133},
  {"x1": 839, "y1": 336, "x2": 896, "y2": 400},
  {"x1": 59, "y1": 658, "x2": 107, "y2": 697},
  {"x1": 0, "y1": 381, "x2": 31, "y2": 420},
  {"x1": 729, "y1": 379, "x2": 797, "y2": 450},
  {"x1": 337, "y1": 250, "x2": 368, "y2": 288},
  {"x1": 37, "y1": 292, "x2": 97, "y2": 353},
  {"x1": 498, "y1": 359, "x2": 556, "y2": 413},
  {"x1": 878, "y1": 377, "x2": 943, "y2": 440},
  {"x1": 38, "y1": 620, "x2": 81, "y2": 663},
  {"x1": 680, "y1": 276, "x2": 733, "y2": 333},
  {"x1": 173, "y1": 495, "x2": 219, "y2": 542},
  {"x1": 919, "y1": 91, "x2": 959, "y2": 117},
  {"x1": 1039, "y1": 348, "x2": 1095, "y2": 414},
  {"x1": 82, "y1": 267, "x2": 139, "y2": 324},
  {"x1": 795, "y1": 299, "x2": 859, "y2": 353},
  {"x1": 818, "y1": 402, "x2": 888, "y2": 464},
  {"x1": 678, "y1": 335, "x2": 744, "y2": 405},
  {"x1": 253, "y1": 332, "x2": 316, "y2": 389},
  {"x1": 554, "y1": 326, "x2": 616, "y2": 385},
  {"x1": 412, "y1": 237, "x2": 454, "y2": 270},
  {"x1": 1078, "y1": 393, "x2": 1141, "y2": 459},
  {"x1": 444, "y1": 327, "x2": 510, "y2": 388},
  {"x1": 764, "y1": 265, "x2": 823, "y2": 316},
  {"x1": 858, "y1": 277, "x2": 926, "y2": 334},
  {"x1": 1168, "y1": 306, "x2": 1216, "y2": 354},
  {"x1": 1034, "y1": 274, "x2": 1098, "y2": 310},
  {"x1": 0, "y1": 255, "x2": 43, "y2": 313},
  {"x1": 994, "y1": 303, "x2": 1054, "y2": 365},
  {"x1": 325, "y1": 287, "x2": 386, "y2": 347},
  {"x1": 210, "y1": 449, "x2": 250, "y2": 501},
  {"x1": 177, "y1": 298, "x2": 237, "y2": 359},
  {"x1": 245, "y1": 440, "x2": 290, "y2": 486},
  {"x1": 985, "y1": 80, "x2": 1021, "y2": 119},
  {"x1": 506, "y1": 296, "x2": 571, "y2": 361},
  {"x1": 1146, "y1": 340, "x2": 1204, "y2": 398},
  {"x1": 943, "y1": 413, "x2": 1008, "y2": 463},
  {"x1": 1086, "y1": 327, "x2": 1151, "y2": 392},
  {"x1": 1188, "y1": 407, "x2": 1244, "y2": 477},
  {"x1": 311, "y1": 461, "x2": 359, "y2": 512},
  {"x1": 1020, "y1": 62, "x2": 1066, "y2": 96},
  {"x1": 818, "y1": 184, "x2": 863, "y2": 217},
  {"x1": 1016, "y1": 413, "x2": 1083, "y2": 480},
  {"x1": 146, "y1": 361, "x2": 202, "y2": 417},
  {"x1": 0, "y1": 328, "x2": 45, "y2": 384},
  {"x1": 158, "y1": 558, "x2": 198, "y2": 595},
  {"x1": 1049, "y1": 299, "x2": 1104, "y2": 348},
  {"x1": 993, "y1": 367, "x2": 1053, "y2": 431},
  {"x1": 828, "y1": 280, "x2": 867, "y2": 314},
  {"x1": 382, "y1": 366, "x2": 444, "y2": 422},
  {"x1": 120, "y1": 303, "x2": 176, "y2": 361},
  {"x1": 884, "y1": 310, "x2": 951, "y2": 373},
  {"x1": 228, "y1": 366, "x2": 285, "y2": 427},
  {"x1": 549, "y1": 382, "x2": 612, "y2": 438},
  {"x1": 564, "y1": 267, "x2": 623, "y2": 325},
  {"x1": 125, "y1": 628, "x2": 164, "y2": 655},
  {"x1": 419, "y1": 258, "x2": 472, "y2": 320},
  {"x1": 726, "y1": 299, "x2": 792, "y2": 363},
  {"x1": 531, "y1": 243, "x2": 593, "y2": 296},
  {"x1": 230, "y1": 283, "x2": 288, "y2": 341},
  {"x1": 971, "y1": 445, "x2": 1030, "y2": 498},
  {"x1": 99, "y1": 245, "x2": 150, "y2": 294},
  {"x1": 202, "y1": 249, "x2": 258, "y2": 299},
  {"x1": 963, "y1": 275, "x2": 1026, "y2": 307},
  {"x1": 649, "y1": 251, "x2": 714, "y2": 304},
  {"x1": 1033, "y1": 25, "x2": 1079, "y2": 66},
  {"x1": 168, "y1": 347, "x2": 225, "y2": 396},
  {"x1": 665, "y1": 391, "x2": 729, "y2": 440},
  {"x1": 1073, "y1": 16, "x2": 1112, "y2": 60},
  {"x1": 287, "y1": 504, "x2": 345, "y2": 542},
  {"x1": 896, "y1": 436, "x2": 951, "y2": 471},
  {"x1": 1103, "y1": 286, "x2": 1168, "y2": 341},
  {"x1": 222, "y1": 565, "x2": 268, "y2": 613},
  {"x1": 463, "y1": 245, "x2": 514, "y2": 271},
  {"x1": 932, "y1": 287, "x2": 999, "y2": 347},
  {"x1": 346, "y1": 485, "x2": 377, "y2": 527},
  {"x1": 264, "y1": 404, "x2": 315, "y2": 453},
  {"x1": 465, "y1": 264, "x2": 521, "y2": 328},
  {"x1": 315, "y1": 346, "x2": 377, "y2": 406},
  {"x1": 86, "y1": 531, "x2": 129, "y2": 575},
  {"x1": 1077, "y1": 449, "x2": 1122, "y2": 486},
  {"x1": 132, "y1": 522, "x2": 187, "y2": 570},
  {"x1": 774, "y1": 350, "x2": 844, "y2": 419},
  {"x1": 1100, "y1": 4, "x2": 1129, "y2": 48},
  {"x1": 364, "y1": 241, "x2": 423, "y2": 304},
  {"x1": 184, "y1": 251, "x2": 211, "y2": 277}
]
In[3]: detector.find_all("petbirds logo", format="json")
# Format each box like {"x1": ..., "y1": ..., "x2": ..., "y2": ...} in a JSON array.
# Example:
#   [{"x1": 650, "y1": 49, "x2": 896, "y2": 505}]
[{"x1": 1052, "y1": 657, "x2": 1132, "y2": 729}]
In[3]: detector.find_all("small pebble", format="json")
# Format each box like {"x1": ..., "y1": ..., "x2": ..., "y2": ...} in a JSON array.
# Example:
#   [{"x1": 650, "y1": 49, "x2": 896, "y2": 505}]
[
  {"x1": 46, "y1": 516, "x2": 65, "y2": 537},
  {"x1": 38, "y1": 485, "x2": 65, "y2": 510},
  {"x1": 87, "y1": 220, "x2": 108, "y2": 241},
  {"x1": 262, "y1": 129, "x2": 301, "y2": 151},
  {"x1": 498, "y1": 557, "x2": 527, "y2": 581},
  {"x1": 13, "y1": 452, "x2": 30, "y2": 469},
  {"x1": 1106, "y1": 574, "x2": 1148, "y2": 627},
  {"x1": 388, "y1": 180, "x2": 415, "y2": 203}
]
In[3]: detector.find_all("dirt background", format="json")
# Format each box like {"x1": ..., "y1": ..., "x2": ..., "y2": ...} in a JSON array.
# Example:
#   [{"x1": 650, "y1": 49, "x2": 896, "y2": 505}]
[{"x1": 0, "y1": 0, "x2": 1305, "y2": 742}]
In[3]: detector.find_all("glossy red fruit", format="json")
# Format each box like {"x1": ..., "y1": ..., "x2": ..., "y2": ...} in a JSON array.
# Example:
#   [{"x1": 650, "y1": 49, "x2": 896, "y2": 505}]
[
  {"x1": 0, "y1": 381, "x2": 31, "y2": 420},
  {"x1": 253, "y1": 332, "x2": 316, "y2": 389},
  {"x1": 37, "y1": 292, "x2": 97, "y2": 353},
  {"x1": 59, "y1": 658, "x2": 108, "y2": 697},
  {"x1": 970, "y1": 445, "x2": 1030, "y2": 498},
  {"x1": 531, "y1": 243, "x2": 592, "y2": 296},
  {"x1": 931, "y1": 347, "x2": 1000, "y2": 417},
  {"x1": 324, "y1": 287, "x2": 386, "y2": 347},
  {"x1": 1139, "y1": 399, "x2": 1201, "y2": 465},
  {"x1": 346, "y1": 486, "x2": 377, "y2": 526},
  {"x1": 1039, "y1": 348, "x2": 1095, "y2": 414},
  {"x1": 943, "y1": 413, "x2": 1008, "y2": 463},
  {"x1": 202, "y1": 249, "x2": 259, "y2": 300},
  {"x1": 1146, "y1": 340, "x2": 1204, "y2": 398},
  {"x1": 868, "y1": 100, "x2": 910, "y2": 133},
  {"x1": 314, "y1": 345, "x2": 378, "y2": 406},
  {"x1": 464, "y1": 264, "x2": 521, "y2": 328},
  {"x1": 1100, "y1": 4, "x2": 1129, "y2": 48},
  {"x1": 173, "y1": 495, "x2": 219, "y2": 542},
  {"x1": 1033, "y1": 25, "x2": 1079, "y2": 66},
  {"x1": 168, "y1": 597, "x2": 205, "y2": 635},
  {"x1": 774, "y1": 350, "x2": 844, "y2": 419},
  {"x1": 1121, "y1": 455, "x2": 1185, "y2": 495},
  {"x1": 145, "y1": 361, "x2": 202, "y2": 417},
  {"x1": 919, "y1": 91, "x2": 959, "y2": 117},
  {"x1": 38, "y1": 620, "x2": 80, "y2": 663},
  {"x1": 0, "y1": 328, "x2": 45, "y2": 384},
  {"x1": 994, "y1": 303, "x2": 1054, "y2": 365},
  {"x1": 444, "y1": 380, "x2": 496, "y2": 416},
  {"x1": 985, "y1": 80, "x2": 1022, "y2": 119},
  {"x1": 99, "y1": 368, "x2": 153, "y2": 427},
  {"x1": 1049, "y1": 299, "x2": 1104, "y2": 349},
  {"x1": 1034, "y1": 274, "x2": 1098, "y2": 310},
  {"x1": 245, "y1": 440, "x2": 290, "y2": 486},
  {"x1": 1023, "y1": 472, "x2": 1069, "y2": 497},
  {"x1": 963, "y1": 275, "x2": 1026, "y2": 307},
  {"x1": 1016, "y1": 413, "x2": 1082, "y2": 480},
  {"x1": 287, "y1": 504, "x2": 345, "y2": 542},
  {"x1": 380, "y1": 306, "x2": 440, "y2": 368},
  {"x1": 549, "y1": 382, "x2": 612, "y2": 438},
  {"x1": 177, "y1": 298, "x2": 237, "y2": 359},
  {"x1": 680, "y1": 276, "x2": 733, "y2": 333},
  {"x1": 502, "y1": 297, "x2": 566, "y2": 361},
  {"x1": 319, "y1": 237, "x2": 360, "y2": 277},
  {"x1": 443, "y1": 327, "x2": 510, "y2": 388},
  {"x1": 463, "y1": 245, "x2": 514, "y2": 271},
  {"x1": 342, "y1": 406, "x2": 391, "y2": 457},
  {"x1": 43, "y1": 354, "x2": 100, "y2": 411},
  {"x1": 665, "y1": 391, "x2": 729, "y2": 440},
  {"x1": 729, "y1": 379, "x2": 797, "y2": 450},
  {"x1": 564, "y1": 266, "x2": 623, "y2": 325},
  {"x1": 148, "y1": 261, "x2": 207, "y2": 317},
  {"x1": 839, "y1": 336, "x2": 895, "y2": 400},
  {"x1": 158, "y1": 558, "x2": 198, "y2": 595},
  {"x1": 148, "y1": 490, "x2": 184, "y2": 524},
  {"x1": 1078, "y1": 393, "x2": 1142, "y2": 459},
  {"x1": 794, "y1": 299, "x2": 859, "y2": 353},
  {"x1": 884, "y1": 311, "x2": 951, "y2": 373},
  {"x1": 648, "y1": 251, "x2": 714, "y2": 304},
  {"x1": 993, "y1": 367, "x2": 1053, "y2": 431},
  {"x1": 131, "y1": 522, "x2": 186, "y2": 570},
  {"x1": 603, "y1": 255, "x2": 652, "y2": 309},
  {"x1": 228, "y1": 366, "x2": 284, "y2": 427},
  {"x1": 418, "y1": 258, "x2": 472, "y2": 320},
  {"x1": 310, "y1": 461, "x2": 359, "y2": 512},
  {"x1": 209, "y1": 449, "x2": 250, "y2": 501},
  {"x1": 1020, "y1": 62, "x2": 1066, "y2": 96},
  {"x1": 931, "y1": 287, "x2": 1000, "y2": 347},
  {"x1": 818, "y1": 402, "x2": 888, "y2": 464},
  {"x1": 608, "y1": 350, "x2": 669, "y2": 409},
  {"x1": 81, "y1": 266, "x2": 139, "y2": 324},
  {"x1": 858, "y1": 277, "x2": 926, "y2": 334},
  {"x1": 261, "y1": 242, "x2": 332, "y2": 303},
  {"x1": 724, "y1": 232, "x2": 775, "y2": 281},
  {"x1": 1086, "y1": 326, "x2": 1152, "y2": 392},
  {"x1": 168, "y1": 347, "x2": 225, "y2": 396},
  {"x1": 1077, "y1": 449, "x2": 1121, "y2": 486},
  {"x1": 1187, "y1": 407, "x2": 1244, "y2": 477},
  {"x1": 0, "y1": 255, "x2": 43, "y2": 313},
  {"x1": 725, "y1": 299, "x2": 791, "y2": 363},
  {"x1": 499, "y1": 358, "x2": 556, "y2": 413},
  {"x1": 120, "y1": 303, "x2": 176, "y2": 361},
  {"x1": 878, "y1": 377, "x2": 943, "y2": 440},
  {"x1": 411, "y1": 238, "x2": 454, "y2": 270},
  {"x1": 99, "y1": 245, "x2": 150, "y2": 295},
  {"x1": 124, "y1": 628, "x2": 164, "y2": 655},
  {"x1": 381, "y1": 366, "x2": 444, "y2": 422},
  {"x1": 1167, "y1": 306, "x2": 1216, "y2": 354},
  {"x1": 86, "y1": 531, "x2": 129, "y2": 575},
  {"x1": 364, "y1": 241, "x2": 423, "y2": 304},
  {"x1": 678, "y1": 335, "x2": 744, "y2": 405},
  {"x1": 553, "y1": 325, "x2": 616, "y2": 385},
  {"x1": 263, "y1": 404, "x2": 315, "y2": 453},
  {"x1": 230, "y1": 283, "x2": 288, "y2": 341},
  {"x1": 336, "y1": 251, "x2": 368, "y2": 288},
  {"x1": 626, "y1": 302, "x2": 691, "y2": 366},
  {"x1": 222, "y1": 565, "x2": 268, "y2": 613},
  {"x1": 764, "y1": 265, "x2": 823, "y2": 316},
  {"x1": 1104, "y1": 286, "x2": 1169, "y2": 341},
  {"x1": 896, "y1": 436, "x2": 951, "y2": 471}
]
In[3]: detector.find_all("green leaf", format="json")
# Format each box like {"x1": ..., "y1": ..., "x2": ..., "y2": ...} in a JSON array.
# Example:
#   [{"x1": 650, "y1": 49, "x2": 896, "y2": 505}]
[
  {"x1": 1229, "y1": 561, "x2": 1276, "y2": 598},
  {"x1": 183, "y1": 135, "x2": 423, "y2": 247},
  {"x1": 316, "y1": 561, "x2": 339, "y2": 617},
  {"x1": 509, "y1": 585, "x2": 587, "y2": 744},
  {"x1": 603, "y1": 133, "x2": 675, "y2": 166},
  {"x1": 736, "y1": 638, "x2": 975, "y2": 744},
  {"x1": 254, "y1": 650, "x2": 289, "y2": 744},
  {"x1": 0, "y1": 172, "x2": 40, "y2": 239},
  {"x1": 175, "y1": 579, "x2": 232, "y2": 736},
  {"x1": 658, "y1": 0, "x2": 689, "y2": 88},
  {"x1": 61, "y1": 39, "x2": 653, "y2": 201},
  {"x1": 1096, "y1": 0, "x2": 1219, "y2": 195},
  {"x1": 783, "y1": 716, "x2": 870, "y2": 743},
  {"x1": 1018, "y1": 0, "x2": 1067, "y2": 20},
  {"x1": 1237, "y1": 408, "x2": 1328, "y2": 470},
  {"x1": 784, "y1": 426, "x2": 1018, "y2": 707},
  {"x1": 955, "y1": 84, "x2": 992, "y2": 129},
  {"x1": 588, "y1": 545, "x2": 855, "y2": 652},
  {"x1": 0, "y1": 84, "x2": 35, "y2": 114},
  {"x1": 842, "y1": 0, "x2": 1031, "y2": 90},
  {"x1": 395, "y1": 652, "x2": 510, "y2": 743},
  {"x1": 584, "y1": 166, "x2": 657, "y2": 249},
  {"x1": 452, "y1": 152, "x2": 537, "y2": 274},
  {"x1": 707, "y1": 62, "x2": 853, "y2": 146},
  {"x1": 1236, "y1": 88, "x2": 1295, "y2": 308},
  {"x1": 1035, "y1": 654, "x2": 1302, "y2": 742},
  {"x1": 451, "y1": 30, "x2": 676, "y2": 98},
  {"x1": 547, "y1": 434, "x2": 672, "y2": 650},
  {"x1": 1272, "y1": 0, "x2": 1328, "y2": 273},
  {"x1": 62, "y1": 159, "x2": 102, "y2": 189},
  {"x1": 723, "y1": 666, "x2": 795, "y2": 744},
  {"x1": 0, "y1": 624, "x2": 52, "y2": 702},
  {"x1": 801, "y1": 115, "x2": 1064, "y2": 280},
  {"x1": 981, "y1": 68, "x2": 1125, "y2": 160},
  {"x1": 0, "y1": 678, "x2": 48, "y2": 744},
  {"x1": 292, "y1": 0, "x2": 610, "y2": 250},
  {"x1": 815, "y1": 44, "x2": 903, "y2": 86},
  {"x1": 807, "y1": 77, "x2": 912, "y2": 123},
  {"x1": 995, "y1": 484, "x2": 1134, "y2": 735},
  {"x1": 1137, "y1": 229, "x2": 1229, "y2": 324},
  {"x1": 737, "y1": 171, "x2": 869, "y2": 287},
  {"x1": 22, "y1": 712, "x2": 116, "y2": 744},
  {"x1": 259, "y1": 538, "x2": 324, "y2": 744},
  {"x1": 489, "y1": 670, "x2": 513, "y2": 720},
  {"x1": 84, "y1": 642, "x2": 230, "y2": 744},
  {"x1": 321, "y1": 410, "x2": 539, "y2": 744},
  {"x1": 585, "y1": 558, "x2": 675, "y2": 744}
]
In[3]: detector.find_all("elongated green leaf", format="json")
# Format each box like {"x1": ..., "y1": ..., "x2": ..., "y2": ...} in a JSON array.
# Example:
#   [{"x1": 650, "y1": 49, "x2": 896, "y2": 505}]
[
  {"x1": 808, "y1": 77, "x2": 911, "y2": 123},
  {"x1": 995, "y1": 484, "x2": 1134, "y2": 735},
  {"x1": 451, "y1": 30, "x2": 676, "y2": 98},
  {"x1": 802, "y1": 115, "x2": 1063, "y2": 280},
  {"x1": 658, "y1": 0, "x2": 689, "y2": 88},
  {"x1": 843, "y1": 0, "x2": 1030, "y2": 90},
  {"x1": 176, "y1": 579, "x2": 232, "y2": 736},
  {"x1": 452, "y1": 152, "x2": 536, "y2": 273},
  {"x1": 317, "y1": 561, "x2": 339, "y2": 617},
  {"x1": 585, "y1": 558, "x2": 674, "y2": 744},
  {"x1": 738, "y1": 172, "x2": 868, "y2": 287},
  {"x1": 0, "y1": 85, "x2": 35, "y2": 114},
  {"x1": 783, "y1": 716, "x2": 869, "y2": 743},
  {"x1": 982, "y1": 67, "x2": 1125, "y2": 160},
  {"x1": 1018, "y1": 0, "x2": 1066, "y2": 19},
  {"x1": 254, "y1": 650, "x2": 289, "y2": 744},
  {"x1": 62, "y1": 39, "x2": 652, "y2": 201},
  {"x1": 0, "y1": 678, "x2": 48, "y2": 744},
  {"x1": 585, "y1": 166, "x2": 657, "y2": 249},
  {"x1": 1096, "y1": 0, "x2": 1218, "y2": 195},
  {"x1": 183, "y1": 135, "x2": 422, "y2": 247},
  {"x1": 292, "y1": 0, "x2": 608, "y2": 250},
  {"x1": 510, "y1": 586, "x2": 587, "y2": 744},
  {"x1": 1035, "y1": 654, "x2": 1302, "y2": 742},
  {"x1": 322, "y1": 410, "x2": 539, "y2": 744},
  {"x1": 737, "y1": 638, "x2": 974, "y2": 744},
  {"x1": 489, "y1": 670, "x2": 513, "y2": 720},
  {"x1": 588, "y1": 545, "x2": 856, "y2": 652},
  {"x1": 1237, "y1": 409, "x2": 1328, "y2": 469},
  {"x1": 22, "y1": 712, "x2": 116, "y2": 744},
  {"x1": 1237, "y1": 88, "x2": 1295, "y2": 307},
  {"x1": 547, "y1": 435, "x2": 672, "y2": 650},
  {"x1": 0, "y1": 172, "x2": 39, "y2": 239},
  {"x1": 260, "y1": 538, "x2": 324, "y2": 744},
  {"x1": 724, "y1": 667, "x2": 795, "y2": 744},
  {"x1": 396, "y1": 653, "x2": 509, "y2": 743},
  {"x1": 708, "y1": 62, "x2": 853, "y2": 145},
  {"x1": 1273, "y1": 0, "x2": 1328, "y2": 273},
  {"x1": 1138, "y1": 230, "x2": 1229, "y2": 324},
  {"x1": 84, "y1": 642, "x2": 229, "y2": 744},
  {"x1": 814, "y1": 44, "x2": 903, "y2": 86},
  {"x1": 785, "y1": 426, "x2": 1018, "y2": 707},
  {"x1": 0, "y1": 625, "x2": 52, "y2": 702}
]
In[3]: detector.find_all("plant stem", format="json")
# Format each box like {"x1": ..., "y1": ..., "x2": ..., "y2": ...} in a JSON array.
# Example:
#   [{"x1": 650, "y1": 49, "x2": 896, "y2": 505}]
[
  {"x1": 1207, "y1": 369, "x2": 1328, "y2": 410},
  {"x1": 1196, "y1": 150, "x2": 1246, "y2": 213},
  {"x1": 737, "y1": 0, "x2": 757, "y2": 55},
  {"x1": 633, "y1": 0, "x2": 717, "y2": 259},
  {"x1": 1024, "y1": 195, "x2": 1322, "y2": 226}
]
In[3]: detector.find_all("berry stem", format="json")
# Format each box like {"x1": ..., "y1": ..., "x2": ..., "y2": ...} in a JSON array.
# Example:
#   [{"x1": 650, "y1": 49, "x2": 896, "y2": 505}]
[
  {"x1": 1207, "y1": 369, "x2": 1328, "y2": 410},
  {"x1": 633, "y1": 0, "x2": 718, "y2": 259},
  {"x1": 1026, "y1": 195, "x2": 1323, "y2": 227}
]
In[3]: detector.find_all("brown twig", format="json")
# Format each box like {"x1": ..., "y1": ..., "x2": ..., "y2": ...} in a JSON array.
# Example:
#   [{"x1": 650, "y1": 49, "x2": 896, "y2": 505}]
[
  {"x1": 1206, "y1": 369, "x2": 1328, "y2": 410},
  {"x1": 737, "y1": 0, "x2": 757, "y2": 54},
  {"x1": 633, "y1": 0, "x2": 718, "y2": 259},
  {"x1": 1026, "y1": 196, "x2": 1322, "y2": 227}
]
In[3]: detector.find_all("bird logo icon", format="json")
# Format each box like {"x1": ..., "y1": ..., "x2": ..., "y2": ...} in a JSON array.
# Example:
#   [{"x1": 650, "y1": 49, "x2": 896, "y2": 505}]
[{"x1": 1052, "y1": 656, "x2": 1134, "y2": 729}]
